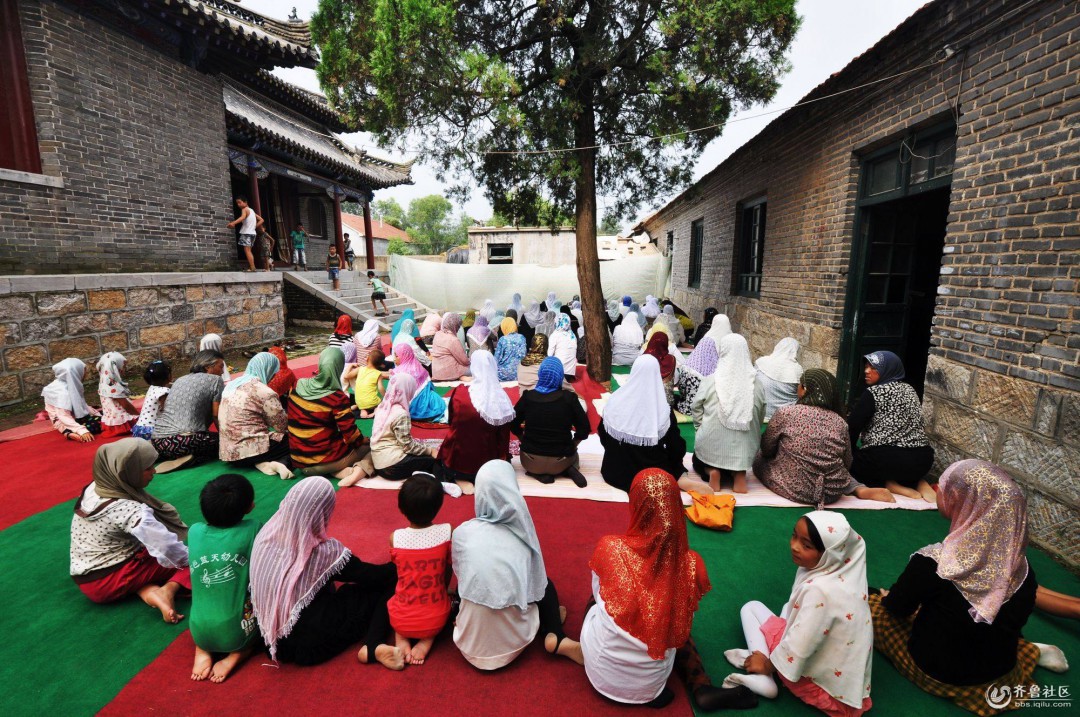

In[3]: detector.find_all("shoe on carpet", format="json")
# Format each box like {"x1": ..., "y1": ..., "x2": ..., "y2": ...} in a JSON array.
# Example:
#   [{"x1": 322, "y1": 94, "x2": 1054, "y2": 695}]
[{"x1": 155, "y1": 454, "x2": 194, "y2": 474}]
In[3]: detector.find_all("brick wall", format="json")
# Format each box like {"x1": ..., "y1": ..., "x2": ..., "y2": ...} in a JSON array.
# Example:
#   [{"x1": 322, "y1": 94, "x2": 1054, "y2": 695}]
[
  {"x1": 0, "y1": 0, "x2": 235, "y2": 273},
  {"x1": 0, "y1": 273, "x2": 284, "y2": 406},
  {"x1": 642, "y1": 0, "x2": 1079, "y2": 566},
  {"x1": 283, "y1": 280, "x2": 338, "y2": 325}
]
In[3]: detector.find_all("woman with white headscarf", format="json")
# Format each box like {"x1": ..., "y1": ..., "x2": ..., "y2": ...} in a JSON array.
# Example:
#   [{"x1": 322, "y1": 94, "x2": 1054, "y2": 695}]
[
  {"x1": 199, "y1": 333, "x2": 232, "y2": 382},
  {"x1": 43, "y1": 358, "x2": 101, "y2": 442},
  {"x1": 478, "y1": 299, "x2": 497, "y2": 325},
  {"x1": 519, "y1": 299, "x2": 542, "y2": 344},
  {"x1": 96, "y1": 352, "x2": 139, "y2": 437},
  {"x1": 451, "y1": 460, "x2": 582, "y2": 670},
  {"x1": 547, "y1": 313, "x2": 578, "y2": 379},
  {"x1": 755, "y1": 338, "x2": 803, "y2": 422},
  {"x1": 598, "y1": 355, "x2": 693, "y2": 493},
  {"x1": 353, "y1": 319, "x2": 382, "y2": 367},
  {"x1": 675, "y1": 314, "x2": 732, "y2": 415},
  {"x1": 541, "y1": 291, "x2": 558, "y2": 312},
  {"x1": 641, "y1": 296, "x2": 661, "y2": 323},
  {"x1": 655, "y1": 304, "x2": 686, "y2": 345},
  {"x1": 611, "y1": 312, "x2": 645, "y2": 366},
  {"x1": 532, "y1": 310, "x2": 557, "y2": 338},
  {"x1": 508, "y1": 292, "x2": 525, "y2": 318},
  {"x1": 437, "y1": 352, "x2": 514, "y2": 492},
  {"x1": 393, "y1": 318, "x2": 431, "y2": 367},
  {"x1": 691, "y1": 334, "x2": 764, "y2": 494}
]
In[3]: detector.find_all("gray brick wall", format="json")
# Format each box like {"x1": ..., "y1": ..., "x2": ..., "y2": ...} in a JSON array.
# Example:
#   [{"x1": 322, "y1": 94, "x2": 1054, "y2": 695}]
[
  {"x1": 642, "y1": 0, "x2": 1079, "y2": 566},
  {"x1": 0, "y1": 0, "x2": 235, "y2": 273}
]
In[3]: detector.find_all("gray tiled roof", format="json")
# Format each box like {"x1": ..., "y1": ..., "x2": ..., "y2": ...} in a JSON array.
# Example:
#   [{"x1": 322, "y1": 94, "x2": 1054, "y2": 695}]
[{"x1": 163, "y1": 0, "x2": 317, "y2": 65}]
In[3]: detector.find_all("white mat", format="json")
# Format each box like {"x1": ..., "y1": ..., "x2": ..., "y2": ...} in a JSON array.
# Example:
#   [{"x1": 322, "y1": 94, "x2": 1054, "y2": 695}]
[{"x1": 349, "y1": 434, "x2": 935, "y2": 510}]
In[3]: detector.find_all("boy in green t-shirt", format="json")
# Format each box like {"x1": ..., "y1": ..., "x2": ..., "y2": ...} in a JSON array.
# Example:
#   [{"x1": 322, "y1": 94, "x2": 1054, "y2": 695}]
[
  {"x1": 189, "y1": 474, "x2": 261, "y2": 683},
  {"x1": 367, "y1": 270, "x2": 389, "y2": 316},
  {"x1": 290, "y1": 224, "x2": 308, "y2": 270}
]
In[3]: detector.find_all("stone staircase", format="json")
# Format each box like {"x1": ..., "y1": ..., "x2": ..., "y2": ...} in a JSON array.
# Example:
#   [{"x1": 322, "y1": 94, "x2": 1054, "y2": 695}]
[{"x1": 282, "y1": 270, "x2": 435, "y2": 330}]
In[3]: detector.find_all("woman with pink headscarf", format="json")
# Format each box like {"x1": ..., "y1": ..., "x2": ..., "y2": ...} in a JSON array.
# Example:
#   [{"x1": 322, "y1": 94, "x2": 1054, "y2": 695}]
[
  {"x1": 871, "y1": 460, "x2": 1067, "y2": 714},
  {"x1": 392, "y1": 343, "x2": 445, "y2": 422},
  {"x1": 368, "y1": 374, "x2": 440, "y2": 480},
  {"x1": 249, "y1": 477, "x2": 401, "y2": 668}
]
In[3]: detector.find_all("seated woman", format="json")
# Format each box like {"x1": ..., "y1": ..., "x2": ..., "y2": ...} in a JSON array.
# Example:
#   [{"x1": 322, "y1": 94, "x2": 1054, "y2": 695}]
[
  {"x1": 533, "y1": 310, "x2": 557, "y2": 338},
  {"x1": 430, "y1": 313, "x2": 471, "y2": 382},
  {"x1": 286, "y1": 348, "x2": 368, "y2": 483},
  {"x1": 494, "y1": 317, "x2": 527, "y2": 382},
  {"x1": 437, "y1": 352, "x2": 513, "y2": 491},
  {"x1": 655, "y1": 303, "x2": 686, "y2": 345},
  {"x1": 518, "y1": 300, "x2": 541, "y2": 345},
  {"x1": 507, "y1": 292, "x2": 525, "y2": 318},
  {"x1": 250, "y1": 476, "x2": 402, "y2": 669},
  {"x1": 391, "y1": 309, "x2": 419, "y2": 345},
  {"x1": 605, "y1": 299, "x2": 622, "y2": 333},
  {"x1": 451, "y1": 460, "x2": 582, "y2": 670},
  {"x1": 691, "y1": 334, "x2": 764, "y2": 494},
  {"x1": 70, "y1": 438, "x2": 190, "y2": 622},
  {"x1": 676, "y1": 313, "x2": 730, "y2": 414},
  {"x1": 392, "y1": 344, "x2": 446, "y2": 422},
  {"x1": 517, "y1": 334, "x2": 549, "y2": 392},
  {"x1": 582, "y1": 469, "x2": 749, "y2": 711},
  {"x1": 753, "y1": 369, "x2": 894, "y2": 508},
  {"x1": 640, "y1": 295, "x2": 661, "y2": 326},
  {"x1": 418, "y1": 312, "x2": 442, "y2": 344},
  {"x1": 547, "y1": 314, "x2": 578, "y2": 379},
  {"x1": 199, "y1": 333, "x2": 232, "y2": 382},
  {"x1": 690, "y1": 307, "x2": 719, "y2": 346},
  {"x1": 599, "y1": 354, "x2": 694, "y2": 492},
  {"x1": 643, "y1": 331, "x2": 678, "y2": 407},
  {"x1": 847, "y1": 351, "x2": 935, "y2": 502},
  {"x1": 510, "y1": 357, "x2": 590, "y2": 487},
  {"x1": 353, "y1": 319, "x2": 382, "y2": 367},
  {"x1": 755, "y1": 337, "x2": 803, "y2": 422},
  {"x1": 42, "y1": 357, "x2": 101, "y2": 443},
  {"x1": 478, "y1": 299, "x2": 497, "y2": 325},
  {"x1": 871, "y1": 460, "x2": 1067, "y2": 714},
  {"x1": 367, "y1": 374, "x2": 440, "y2": 481},
  {"x1": 393, "y1": 319, "x2": 430, "y2": 368},
  {"x1": 266, "y1": 346, "x2": 297, "y2": 400},
  {"x1": 218, "y1": 352, "x2": 292, "y2": 480},
  {"x1": 327, "y1": 315, "x2": 353, "y2": 350},
  {"x1": 466, "y1": 315, "x2": 496, "y2": 354},
  {"x1": 151, "y1": 350, "x2": 225, "y2": 472},
  {"x1": 337, "y1": 341, "x2": 359, "y2": 398},
  {"x1": 611, "y1": 311, "x2": 645, "y2": 366},
  {"x1": 723, "y1": 511, "x2": 873, "y2": 715}
]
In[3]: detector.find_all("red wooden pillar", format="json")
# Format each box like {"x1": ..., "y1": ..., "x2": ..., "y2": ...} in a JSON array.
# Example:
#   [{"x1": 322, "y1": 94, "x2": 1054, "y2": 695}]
[
  {"x1": 246, "y1": 156, "x2": 262, "y2": 215},
  {"x1": 362, "y1": 199, "x2": 376, "y2": 271},
  {"x1": 332, "y1": 189, "x2": 346, "y2": 262}
]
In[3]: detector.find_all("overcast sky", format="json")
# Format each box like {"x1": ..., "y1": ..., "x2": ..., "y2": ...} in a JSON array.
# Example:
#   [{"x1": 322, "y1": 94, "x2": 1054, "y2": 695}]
[{"x1": 264, "y1": 0, "x2": 927, "y2": 225}]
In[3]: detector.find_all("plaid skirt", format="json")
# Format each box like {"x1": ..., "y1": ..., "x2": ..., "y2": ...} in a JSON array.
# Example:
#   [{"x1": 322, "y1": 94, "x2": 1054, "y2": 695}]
[{"x1": 869, "y1": 594, "x2": 1039, "y2": 715}]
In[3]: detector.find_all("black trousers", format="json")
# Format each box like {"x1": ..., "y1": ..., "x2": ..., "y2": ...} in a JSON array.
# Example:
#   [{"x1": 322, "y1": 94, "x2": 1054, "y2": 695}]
[
  {"x1": 851, "y1": 444, "x2": 934, "y2": 488},
  {"x1": 376, "y1": 454, "x2": 439, "y2": 481}
]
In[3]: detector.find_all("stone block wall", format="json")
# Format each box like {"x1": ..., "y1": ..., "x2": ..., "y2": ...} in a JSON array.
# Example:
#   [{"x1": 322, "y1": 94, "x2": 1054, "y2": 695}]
[
  {"x1": 0, "y1": 0, "x2": 235, "y2": 273},
  {"x1": 0, "y1": 273, "x2": 283, "y2": 406},
  {"x1": 283, "y1": 280, "x2": 338, "y2": 325}
]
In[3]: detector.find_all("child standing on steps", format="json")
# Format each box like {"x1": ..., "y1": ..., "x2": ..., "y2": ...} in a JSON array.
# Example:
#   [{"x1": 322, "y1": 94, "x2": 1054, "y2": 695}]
[
  {"x1": 387, "y1": 473, "x2": 452, "y2": 665},
  {"x1": 368, "y1": 270, "x2": 389, "y2": 316},
  {"x1": 723, "y1": 510, "x2": 873, "y2": 715},
  {"x1": 189, "y1": 474, "x2": 261, "y2": 683},
  {"x1": 326, "y1": 245, "x2": 342, "y2": 290},
  {"x1": 131, "y1": 360, "x2": 171, "y2": 439}
]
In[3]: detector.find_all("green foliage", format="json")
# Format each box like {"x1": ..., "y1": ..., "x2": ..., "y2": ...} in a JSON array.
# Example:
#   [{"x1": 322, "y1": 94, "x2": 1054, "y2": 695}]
[
  {"x1": 405, "y1": 194, "x2": 458, "y2": 254},
  {"x1": 490, "y1": 188, "x2": 573, "y2": 227},
  {"x1": 373, "y1": 198, "x2": 407, "y2": 230},
  {"x1": 599, "y1": 213, "x2": 622, "y2": 235},
  {"x1": 386, "y1": 237, "x2": 412, "y2": 255}
]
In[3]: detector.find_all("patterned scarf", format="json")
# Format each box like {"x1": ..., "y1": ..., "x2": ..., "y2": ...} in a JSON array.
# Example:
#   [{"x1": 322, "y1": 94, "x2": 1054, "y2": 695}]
[
  {"x1": 535, "y1": 357, "x2": 565, "y2": 394},
  {"x1": 521, "y1": 333, "x2": 549, "y2": 367},
  {"x1": 797, "y1": 368, "x2": 841, "y2": 414},
  {"x1": 96, "y1": 352, "x2": 130, "y2": 399}
]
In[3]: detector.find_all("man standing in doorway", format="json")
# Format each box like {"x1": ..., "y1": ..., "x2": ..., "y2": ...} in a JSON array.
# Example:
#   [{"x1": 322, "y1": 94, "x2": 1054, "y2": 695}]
[
  {"x1": 227, "y1": 196, "x2": 258, "y2": 271},
  {"x1": 343, "y1": 233, "x2": 355, "y2": 271}
]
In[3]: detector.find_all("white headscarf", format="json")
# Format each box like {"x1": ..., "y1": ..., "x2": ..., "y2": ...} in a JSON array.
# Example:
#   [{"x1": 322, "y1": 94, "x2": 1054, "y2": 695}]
[
  {"x1": 41, "y1": 358, "x2": 91, "y2": 418},
  {"x1": 712, "y1": 334, "x2": 757, "y2": 431},
  {"x1": 354, "y1": 319, "x2": 380, "y2": 348},
  {"x1": 522, "y1": 300, "x2": 542, "y2": 326},
  {"x1": 641, "y1": 296, "x2": 660, "y2": 319},
  {"x1": 467, "y1": 351, "x2": 515, "y2": 426},
  {"x1": 602, "y1": 354, "x2": 670, "y2": 446},
  {"x1": 508, "y1": 293, "x2": 525, "y2": 316},
  {"x1": 199, "y1": 333, "x2": 231, "y2": 382},
  {"x1": 612, "y1": 312, "x2": 645, "y2": 346},
  {"x1": 478, "y1": 299, "x2": 496, "y2": 324},
  {"x1": 772, "y1": 511, "x2": 872, "y2": 709},
  {"x1": 96, "y1": 352, "x2": 130, "y2": 399},
  {"x1": 705, "y1": 314, "x2": 732, "y2": 344},
  {"x1": 755, "y1": 337, "x2": 803, "y2": 384}
]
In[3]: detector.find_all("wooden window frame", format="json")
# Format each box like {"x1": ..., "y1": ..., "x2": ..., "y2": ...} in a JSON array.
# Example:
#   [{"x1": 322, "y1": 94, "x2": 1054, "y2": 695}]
[
  {"x1": 688, "y1": 218, "x2": 704, "y2": 289},
  {"x1": 0, "y1": 0, "x2": 43, "y2": 176},
  {"x1": 735, "y1": 196, "x2": 767, "y2": 297}
]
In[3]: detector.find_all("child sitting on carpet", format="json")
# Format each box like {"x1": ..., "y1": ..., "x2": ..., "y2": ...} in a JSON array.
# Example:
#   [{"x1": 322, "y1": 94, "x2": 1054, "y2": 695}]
[
  {"x1": 97, "y1": 352, "x2": 140, "y2": 437},
  {"x1": 722, "y1": 511, "x2": 873, "y2": 715},
  {"x1": 346, "y1": 349, "x2": 389, "y2": 418},
  {"x1": 43, "y1": 357, "x2": 101, "y2": 442},
  {"x1": 132, "y1": 361, "x2": 171, "y2": 439},
  {"x1": 388, "y1": 472, "x2": 453, "y2": 665},
  {"x1": 189, "y1": 474, "x2": 261, "y2": 683}
]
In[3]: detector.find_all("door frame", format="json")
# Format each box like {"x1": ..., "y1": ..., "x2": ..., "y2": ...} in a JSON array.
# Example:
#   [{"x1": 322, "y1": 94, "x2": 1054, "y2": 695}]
[{"x1": 837, "y1": 120, "x2": 956, "y2": 404}]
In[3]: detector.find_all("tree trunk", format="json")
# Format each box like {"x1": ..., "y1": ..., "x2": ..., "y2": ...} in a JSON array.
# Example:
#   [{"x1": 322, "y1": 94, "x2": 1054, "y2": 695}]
[{"x1": 574, "y1": 90, "x2": 613, "y2": 383}]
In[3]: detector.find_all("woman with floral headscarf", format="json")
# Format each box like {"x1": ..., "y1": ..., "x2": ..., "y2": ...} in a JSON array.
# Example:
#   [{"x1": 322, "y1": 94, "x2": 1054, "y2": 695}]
[
  {"x1": 250, "y1": 477, "x2": 400, "y2": 668},
  {"x1": 691, "y1": 334, "x2": 764, "y2": 494},
  {"x1": 871, "y1": 461, "x2": 1067, "y2": 714},
  {"x1": 392, "y1": 343, "x2": 445, "y2": 422},
  {"x1": 430, "y1": 312, "x2": 471, "y2": 382},
  {"x1": 219, "y1": 352, "x2": 292, "y2": 479},
  {"x1": 510, "y1": 357, "x2": 590, "y2": 487},
  {"x1": 494, "y1": 317, "x2": 527, "y2": 382},
  {"x1": 43, "y1": 358, "x2": 101, "y2": 442},
  {"x1": 847, "y1": 350, "x2": 935, "y2": 502},
  {"x1": 547, "y1": 313, "x2": 578, "y2": 379},
  {"x1": 97, "y1": 352, "x2": 139, "y2": 436},
  {"x1": 753, "y1": 369, "x2": 894, "y2": 508},
  {"x1": 517, "y1": 333, "x2": 551, "y2": 392},
  {"x1": 437, "y1": 352, "x2": 514, "y2": 491},
  {"x1": 467, "y1": 315, "x2": 497, "y2": 354}
]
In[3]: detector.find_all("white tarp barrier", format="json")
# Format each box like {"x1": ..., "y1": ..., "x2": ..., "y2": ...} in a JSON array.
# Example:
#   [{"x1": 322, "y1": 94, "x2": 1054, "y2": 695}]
[{"x1": 389, "y1": 254, "x2": 672, "y2": 312}]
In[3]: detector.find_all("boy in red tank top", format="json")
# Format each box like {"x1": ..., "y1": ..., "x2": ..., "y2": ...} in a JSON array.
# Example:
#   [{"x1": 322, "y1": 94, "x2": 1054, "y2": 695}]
[{"x1": 388, "y1": 472, "x2": 453, "y2": 665}]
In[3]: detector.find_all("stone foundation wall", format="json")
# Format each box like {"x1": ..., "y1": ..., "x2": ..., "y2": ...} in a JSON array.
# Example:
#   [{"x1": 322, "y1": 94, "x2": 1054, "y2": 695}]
[
  {"x1": 923, "y1": 354, "x2": 1079, "y2": 569},
  {"x1": 0, "y1": 273, "x2": 283, "y2": 406},
  {"x1": 729, "y1": 303, "x2": 842, "y2": 372},
  {"x1": 283, "y1": 281, "x2": 338, "y2": 326}
]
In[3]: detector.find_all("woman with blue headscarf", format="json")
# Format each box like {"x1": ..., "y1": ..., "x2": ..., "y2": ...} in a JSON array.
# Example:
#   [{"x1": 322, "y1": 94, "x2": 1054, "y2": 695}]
[
  {"x1": 391, "y1": 309, "x2": 419, "y2": 342},
  {"x1": 219, "y1": 351, "x2": 292, "y2": 478},
  {"x1": 847, "y1": 350, "x2": 935, "y2": 502},
  {"x1": 510, "y1": 357, "x2": 591, "y2": 487}
]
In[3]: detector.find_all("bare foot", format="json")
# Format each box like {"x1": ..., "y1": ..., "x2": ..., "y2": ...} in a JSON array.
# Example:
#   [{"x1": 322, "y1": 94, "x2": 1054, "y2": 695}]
[
  {"x1": 707, "y1": 468, "x2": 722, "y2": 492},
  {"x1": 917, "y1": 479, "x2": 938, "y2": 504},
  {"x1": 456, "y1": 480, "x2": 475, "y2": 496},
  {"x1": 374, "y1": 644, "x2": 406, "y2": 671},
  {"x1": 678, "y1": 476, "x2": 714, "y2": 495},
  {"x1": 336, "y1": 464, "x2": 365, "y2": 488},
  {"x1": 854, "y1": 486, "x2": 896, "y2": 504},
  {"x1": 732, "y1": 472, "x2": 748, "y2": 494},
  {"x1": 191, "y1": 646, "x2": 213, "y2": 681},
  {"x1": 138, "y1": 582, "x2": 184, "y2": 623},
  {"x1": 560, "y1": 605, "x2": 567, "y2": 624},
  {"x1": 256, "y1": 461, "x2": 294, "y2": 480},
  {"x1": 409, "y1": 638, "x2": 434, "y2": 665},
  {"x1": 544, "y1": 633, "x2": 584, "y2": 665},
  {"x1": 210, "y1": 648, "x2": 251, "y2": 683},
  {"x1": 886, "y1": 480, "x2": 922, "y2": 500},
  {"x1": 395, "y1": 632, "x2": 413, "y2": 664}
]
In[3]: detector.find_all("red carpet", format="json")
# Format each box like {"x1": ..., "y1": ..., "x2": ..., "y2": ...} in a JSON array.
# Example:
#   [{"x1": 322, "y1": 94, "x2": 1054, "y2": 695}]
[{"x1": 100, "y1": 489, "x2": 692, "y2": 716}]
